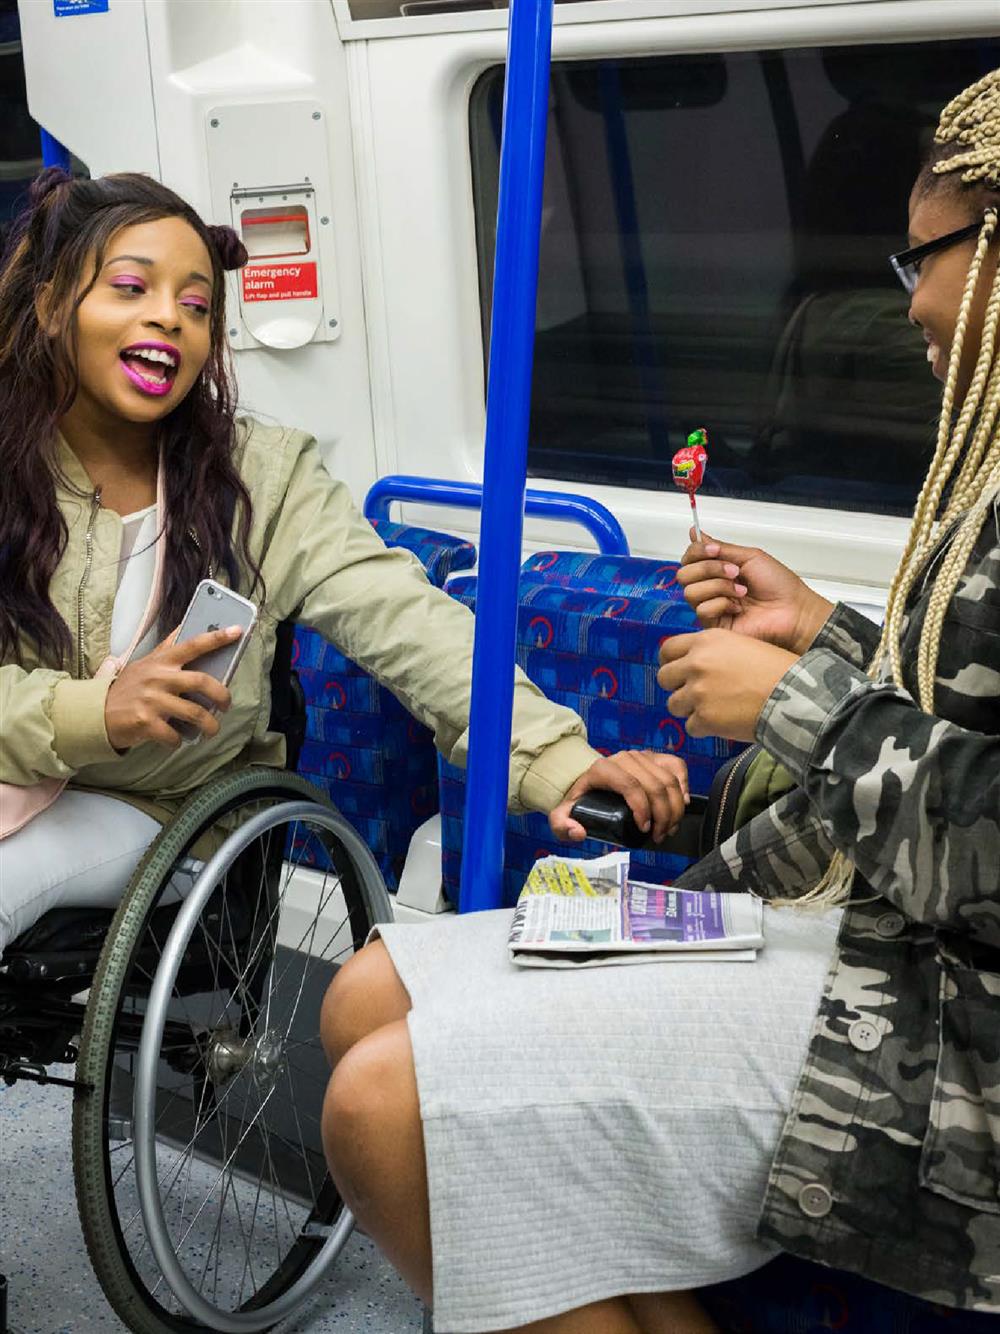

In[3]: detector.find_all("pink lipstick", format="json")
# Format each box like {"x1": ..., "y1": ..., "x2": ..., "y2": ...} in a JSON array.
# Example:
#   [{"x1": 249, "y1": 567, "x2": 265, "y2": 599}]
[{"x1": 119, "y1": 341, "x2": 181, "y2": 397}]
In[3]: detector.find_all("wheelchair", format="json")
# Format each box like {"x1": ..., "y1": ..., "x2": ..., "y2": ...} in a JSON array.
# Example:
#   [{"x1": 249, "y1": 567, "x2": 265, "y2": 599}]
[{"x1": 0, "y1": 622, "x2": 393, "y2": 1334}]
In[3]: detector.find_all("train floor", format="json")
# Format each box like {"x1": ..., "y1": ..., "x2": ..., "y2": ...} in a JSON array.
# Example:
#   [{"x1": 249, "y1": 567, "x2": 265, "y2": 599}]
[{"x1": 0, "y1": 1067, "x2": 424, "y2": 1334}]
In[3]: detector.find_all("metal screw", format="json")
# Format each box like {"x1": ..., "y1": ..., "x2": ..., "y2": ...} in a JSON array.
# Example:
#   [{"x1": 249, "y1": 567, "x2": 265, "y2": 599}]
[
  {"x1": 282, "y1": 194, "x2": 288, "y2": 201},
  {"x1": 329, "y1": 318, "x2": 338, "y2": 329},
  {"x1": 312, "y1": 111, "x2": 322, "y2": 121},
  {"x1": 210, "y1": 118, "x2": 220, "y2": 128},
  {"x1": 320, "y1": 216, "x2": 329, "y2": 226},
  {"x1": 229, "y1": 327, "x2": 239, "y2": 337}
]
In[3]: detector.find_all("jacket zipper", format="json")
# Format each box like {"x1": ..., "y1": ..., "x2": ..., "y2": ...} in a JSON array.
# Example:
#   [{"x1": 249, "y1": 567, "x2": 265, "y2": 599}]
[
  {"x1": 189, "y1": 526, "x2": 214, "y2": 578},
  {"x1": 711, "y1": 745, "x2": 758, "y2": 849},
  {"x1": 76, "y1": 487, "x2": 102, "y2": 679}
]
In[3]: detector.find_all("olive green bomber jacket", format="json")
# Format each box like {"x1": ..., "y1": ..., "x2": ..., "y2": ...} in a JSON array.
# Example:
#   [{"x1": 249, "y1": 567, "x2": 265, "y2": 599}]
[{"x1": 1, "y1": 418, "x2": 600, "y2": 818}]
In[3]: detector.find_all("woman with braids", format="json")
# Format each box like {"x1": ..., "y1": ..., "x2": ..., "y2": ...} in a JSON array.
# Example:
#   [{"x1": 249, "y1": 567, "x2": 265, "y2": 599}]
[
  {"x1": 322, "y1": 71, "x2": 1000, "y2": 1334},
  {"x1": 0, "y1": 169, "x2": 688, "y2": 955}
]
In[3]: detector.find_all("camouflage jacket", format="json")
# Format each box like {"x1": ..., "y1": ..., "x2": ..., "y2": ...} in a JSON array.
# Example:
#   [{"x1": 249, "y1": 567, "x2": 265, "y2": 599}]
[{"x1": 675, "y1": 512, "x2": 1000, "y2": 1310}]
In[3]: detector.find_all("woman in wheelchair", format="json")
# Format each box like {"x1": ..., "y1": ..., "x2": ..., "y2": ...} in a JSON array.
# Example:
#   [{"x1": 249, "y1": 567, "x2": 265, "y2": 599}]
[
  {"x1": 0, "y1": 169, "x2": 686, "y2": 958},
  {"x1": 323, "y1": 71, "x2": 1000, "y2": 1334},
  {"x1": 0, "y1": 166, "x2": 689, "y2": 1334}
]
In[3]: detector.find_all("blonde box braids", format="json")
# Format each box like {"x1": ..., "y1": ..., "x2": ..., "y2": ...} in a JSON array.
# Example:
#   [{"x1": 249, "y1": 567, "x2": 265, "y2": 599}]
[{"x1": 788, "y1": 69, "x2": 1000, "y2": 909}]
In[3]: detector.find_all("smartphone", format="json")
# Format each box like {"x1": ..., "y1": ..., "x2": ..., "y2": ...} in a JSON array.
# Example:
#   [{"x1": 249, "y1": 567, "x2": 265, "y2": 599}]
[{"x1": 171, "y1": 579, "x2": 258, "y2": 742}]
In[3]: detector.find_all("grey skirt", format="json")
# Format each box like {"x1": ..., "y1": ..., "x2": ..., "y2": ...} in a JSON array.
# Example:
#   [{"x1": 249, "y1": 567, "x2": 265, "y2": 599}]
[{"x1": 377, "y1": 903, "x2": 842, "y2": 1333}]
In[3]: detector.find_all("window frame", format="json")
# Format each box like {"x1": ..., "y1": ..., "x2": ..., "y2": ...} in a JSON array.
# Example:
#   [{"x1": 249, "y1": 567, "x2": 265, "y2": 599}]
[{"x1": 355, "y1": 0, "x2": 1000, "y2": 597}]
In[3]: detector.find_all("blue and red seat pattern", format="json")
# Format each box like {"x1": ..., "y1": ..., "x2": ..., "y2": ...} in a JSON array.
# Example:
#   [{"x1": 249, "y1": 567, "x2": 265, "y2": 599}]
[
  {"x1": 437, "y1": 555, "x2": 746, "y2": 908},
  {"x1": 290, "y1": 519, "x2": 475, "y2": 889}
]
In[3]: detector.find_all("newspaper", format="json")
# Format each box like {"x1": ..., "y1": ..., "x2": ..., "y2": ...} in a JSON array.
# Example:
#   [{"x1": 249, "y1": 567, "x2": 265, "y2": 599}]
[{"x1": 508, "y1": 851, "x2": 763, "y2": 969}]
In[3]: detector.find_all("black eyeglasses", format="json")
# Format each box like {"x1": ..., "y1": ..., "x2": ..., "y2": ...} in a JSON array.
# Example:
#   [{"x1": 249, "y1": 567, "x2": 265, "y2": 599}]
[{"x1": 889, "y1": 220, "x2": 983, "y2": 295}]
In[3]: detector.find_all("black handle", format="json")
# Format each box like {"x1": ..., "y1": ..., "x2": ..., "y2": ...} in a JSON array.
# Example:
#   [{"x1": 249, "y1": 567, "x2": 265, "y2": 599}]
[{"x1": 569, "y1": 789, "x2": 707, "y2": 860}]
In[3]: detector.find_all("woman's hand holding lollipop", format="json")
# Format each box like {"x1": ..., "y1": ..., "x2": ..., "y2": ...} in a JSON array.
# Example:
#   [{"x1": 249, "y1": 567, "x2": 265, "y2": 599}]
[{"x1": 678, "y1": 534, "x2": 834, "y2": 655}]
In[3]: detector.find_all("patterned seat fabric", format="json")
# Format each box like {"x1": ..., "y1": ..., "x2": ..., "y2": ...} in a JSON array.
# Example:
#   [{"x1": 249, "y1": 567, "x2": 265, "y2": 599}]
[
  {"x1": 291, "y1": 520, "x2": 475, "y2": 890},
  {"x1": 440, "y1": 557, "x2": 746, "y2": 908},
  {"x1": 520, "y1": 550, "x2": 686, "y2": 597}
]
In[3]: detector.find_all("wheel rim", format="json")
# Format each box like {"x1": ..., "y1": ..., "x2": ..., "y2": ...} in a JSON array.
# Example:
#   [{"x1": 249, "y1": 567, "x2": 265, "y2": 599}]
[{"x1": 122, "y1": 798, "x2": 386, "y2": 1330}]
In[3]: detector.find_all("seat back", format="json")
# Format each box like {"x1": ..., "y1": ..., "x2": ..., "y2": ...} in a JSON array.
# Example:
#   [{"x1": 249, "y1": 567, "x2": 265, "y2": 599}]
[
  {"x1": 440, "y1": 557, "x2": 746, "y2": 908},
  {"x1": 292, "y1": 520, "x2": 476, "y2": 890},
  {"x1": 269, "y1": 619, "x2": 306, "y2": 772}
]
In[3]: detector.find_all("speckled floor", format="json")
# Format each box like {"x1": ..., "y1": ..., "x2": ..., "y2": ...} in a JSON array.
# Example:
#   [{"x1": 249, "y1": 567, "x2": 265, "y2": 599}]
[{"x1": 0, "y1": 1068, "x2": 424, "y2": 1334}]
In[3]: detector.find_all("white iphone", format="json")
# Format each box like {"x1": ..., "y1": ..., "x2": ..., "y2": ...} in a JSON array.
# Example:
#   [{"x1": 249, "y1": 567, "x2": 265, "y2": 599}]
[{"x1": 172, "y1": 579, "x2": 258, "y2": 742}]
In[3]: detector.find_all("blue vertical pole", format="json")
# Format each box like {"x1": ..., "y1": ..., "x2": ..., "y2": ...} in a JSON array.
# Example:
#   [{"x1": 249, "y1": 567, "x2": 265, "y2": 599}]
[
  {"x1": 458, "y1": 0, "x2": 554, "y2": 914},
  {"x1": 40, "y1": 129, "x2": 71, "y2": 172}
]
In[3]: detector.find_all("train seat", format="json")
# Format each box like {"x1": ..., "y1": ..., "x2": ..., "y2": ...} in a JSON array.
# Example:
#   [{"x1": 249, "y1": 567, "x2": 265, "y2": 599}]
[
  {"x1": 439, "y1": 558, "x2": 746, "y2": 907},
  {"x1": 292, "y1": 519, "x2": 476, "y2": 889}
]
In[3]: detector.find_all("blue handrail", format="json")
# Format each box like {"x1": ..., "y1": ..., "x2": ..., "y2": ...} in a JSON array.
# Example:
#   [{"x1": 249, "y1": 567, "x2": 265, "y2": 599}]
[
  {"x1": 39, "y1": 130, "x2": 71, "y2": 172},
  {"x1": 364, "y1": 474, "x2": 629, "y2": 557},
  {"x1": 458, "y1": 0, "x2": 554, "y2": 914}
]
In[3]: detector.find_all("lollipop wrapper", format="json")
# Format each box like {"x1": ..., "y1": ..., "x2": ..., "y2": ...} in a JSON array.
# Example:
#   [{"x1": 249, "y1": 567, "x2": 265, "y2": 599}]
[{"x1": 672, "y1": 444, "x2": 708, "y2": 494}]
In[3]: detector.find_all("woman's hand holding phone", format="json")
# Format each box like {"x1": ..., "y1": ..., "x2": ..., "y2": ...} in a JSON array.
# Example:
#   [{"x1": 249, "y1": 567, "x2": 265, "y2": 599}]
[
  {"x1": 677, "y1": 528, "x2": 834, "y2": 655},
  {"x1": 104, "y1": 625, "x2": 241, "y2": 752}
]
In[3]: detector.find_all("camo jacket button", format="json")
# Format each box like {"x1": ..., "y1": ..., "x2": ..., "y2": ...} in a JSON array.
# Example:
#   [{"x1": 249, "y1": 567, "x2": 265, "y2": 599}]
[
  {"x1": 798, "y1": 1183, "x2": 833, "y2": 1219},
  {"x1": 848, "y1": 1018, "x2": 881, "y2": 1052},
  {"x1": 875, "y1": 912, "x2": 906, "y2": 938}
]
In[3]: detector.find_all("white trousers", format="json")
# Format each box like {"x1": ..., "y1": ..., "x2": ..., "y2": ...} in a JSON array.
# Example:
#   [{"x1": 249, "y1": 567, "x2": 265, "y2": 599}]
[{"x1": 0, "y1": 791, "x2": 162, "y2": 958}]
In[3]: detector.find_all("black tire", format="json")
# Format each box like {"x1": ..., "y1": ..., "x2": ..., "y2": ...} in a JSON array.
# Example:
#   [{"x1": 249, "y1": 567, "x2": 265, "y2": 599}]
[{"x1": 72, "y1": 767, "x2": 392, "y2": 1333}]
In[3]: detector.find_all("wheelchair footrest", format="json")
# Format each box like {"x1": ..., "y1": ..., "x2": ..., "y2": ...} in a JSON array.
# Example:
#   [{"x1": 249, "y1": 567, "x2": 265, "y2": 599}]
[{"x1": 0, "y1": 1057, "x2": 91, "y2": 1092}]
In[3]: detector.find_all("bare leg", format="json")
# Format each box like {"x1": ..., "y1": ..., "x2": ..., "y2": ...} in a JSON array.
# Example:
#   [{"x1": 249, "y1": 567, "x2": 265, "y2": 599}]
[
  {"x1": 322, "y1": 1017, "x2": 719, "y2": 1334},
  {"x1": 488, "y1": 1299, "x2": 644, "y2": 1333},
  {"x1": 627, "y1": 1292, "x2": 721, "y2": 1333},
  {"x1": 322, "y1": 1018, "x2": 432, "y2": 1298},
  {"x1": 321, "y1": 937, "x2": 411, "y2": 1066},
  {"x1": 487, "y1": 1294, "x2": 720, "y2": 1333}
]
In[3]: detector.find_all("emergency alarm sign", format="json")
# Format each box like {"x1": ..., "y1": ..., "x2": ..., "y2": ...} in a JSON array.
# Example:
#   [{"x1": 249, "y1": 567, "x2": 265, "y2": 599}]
[
  {"x1": 205, "y1": 100, "x2": 340, "y2": 350},
  {"x1": 242, "y1": 263, "x2": 319, "y2": 303}
]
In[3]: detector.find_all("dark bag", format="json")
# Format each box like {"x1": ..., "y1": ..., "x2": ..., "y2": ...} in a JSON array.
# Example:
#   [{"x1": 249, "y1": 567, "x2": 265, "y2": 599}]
[{"x1": 700, "y1": 746, "x2": 796, "y2": 855}]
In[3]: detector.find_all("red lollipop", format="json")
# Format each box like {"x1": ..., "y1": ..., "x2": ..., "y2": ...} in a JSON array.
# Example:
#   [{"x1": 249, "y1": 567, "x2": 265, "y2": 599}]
[{"x1": 672, "y1": 428, "x2": 709, "y2": 540}]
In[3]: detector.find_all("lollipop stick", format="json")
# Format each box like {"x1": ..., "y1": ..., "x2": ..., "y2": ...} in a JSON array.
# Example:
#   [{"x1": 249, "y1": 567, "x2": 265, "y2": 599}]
[{"x1": 689, "y1": 492, "x2": 702, "y2": 542}]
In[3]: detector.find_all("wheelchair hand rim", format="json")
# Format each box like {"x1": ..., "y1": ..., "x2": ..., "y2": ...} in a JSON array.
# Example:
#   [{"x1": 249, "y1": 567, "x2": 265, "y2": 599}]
[{"x1": 132, "y1": 798, "x2": 380, "y2": 1331}]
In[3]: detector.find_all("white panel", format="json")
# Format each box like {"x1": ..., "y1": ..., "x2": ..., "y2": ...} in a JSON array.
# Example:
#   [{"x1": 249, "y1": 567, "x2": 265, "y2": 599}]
[
  {"x1": 206, "y1": 100, "x2": 341, "y2": 351},
  {"x1": 17, "y1": 0, "x2": 159, "y2": 175},
  {"x1": 137, "y1": 0, "x2": 378, "y2": 503},
  {"x1": 360, "y1": 0, "x2": 1000, "y2": 590}
]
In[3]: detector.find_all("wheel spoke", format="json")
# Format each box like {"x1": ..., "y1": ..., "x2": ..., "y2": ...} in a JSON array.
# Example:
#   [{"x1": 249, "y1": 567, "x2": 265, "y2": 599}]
[
  {"x1": 168, "y1": 1081, "x2": 277, "y2": 1259},
  {"x1": 284, "y1": 1064, "x2": 320, "y2": 1206},
  {"x1": 255, "y1": 1109, "x2": 292, "y2": 1270}
]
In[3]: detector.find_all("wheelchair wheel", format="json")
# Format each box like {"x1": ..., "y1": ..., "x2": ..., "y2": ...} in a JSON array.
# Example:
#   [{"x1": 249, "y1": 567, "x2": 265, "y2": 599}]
[{"x1": 72, "y1": 767, "x2": 393, "y2": 1334}]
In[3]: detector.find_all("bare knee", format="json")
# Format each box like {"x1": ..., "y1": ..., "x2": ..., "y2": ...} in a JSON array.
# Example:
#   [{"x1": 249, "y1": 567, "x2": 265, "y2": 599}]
[
  {"x1": 320, "y1": 937, "x2": 411, "y2": 1067},
  {"x1": 321, "y1": 1019, "x2": 422, "y2": 1215}
]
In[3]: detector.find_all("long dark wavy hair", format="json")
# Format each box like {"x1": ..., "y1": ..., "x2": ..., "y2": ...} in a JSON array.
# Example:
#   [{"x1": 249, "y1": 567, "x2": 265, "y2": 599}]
[{"x1": 0, "y1": 169, "x2": 261, "y2": 667}]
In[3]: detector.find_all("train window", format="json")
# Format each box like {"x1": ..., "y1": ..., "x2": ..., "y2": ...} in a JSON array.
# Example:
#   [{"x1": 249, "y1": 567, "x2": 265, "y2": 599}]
[
  {"x1": 470, "y1": 39, "x2": 1000, "y2": 517},
  {"x1": 348, "y1": 0, "x2": 595, "y2": 18},
  {"x1": 0, "y1": 1, "x2": 88, "y2": 241},
  {"x1": 0, "y1": 0, "x2": 42, "y2": 232}
]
